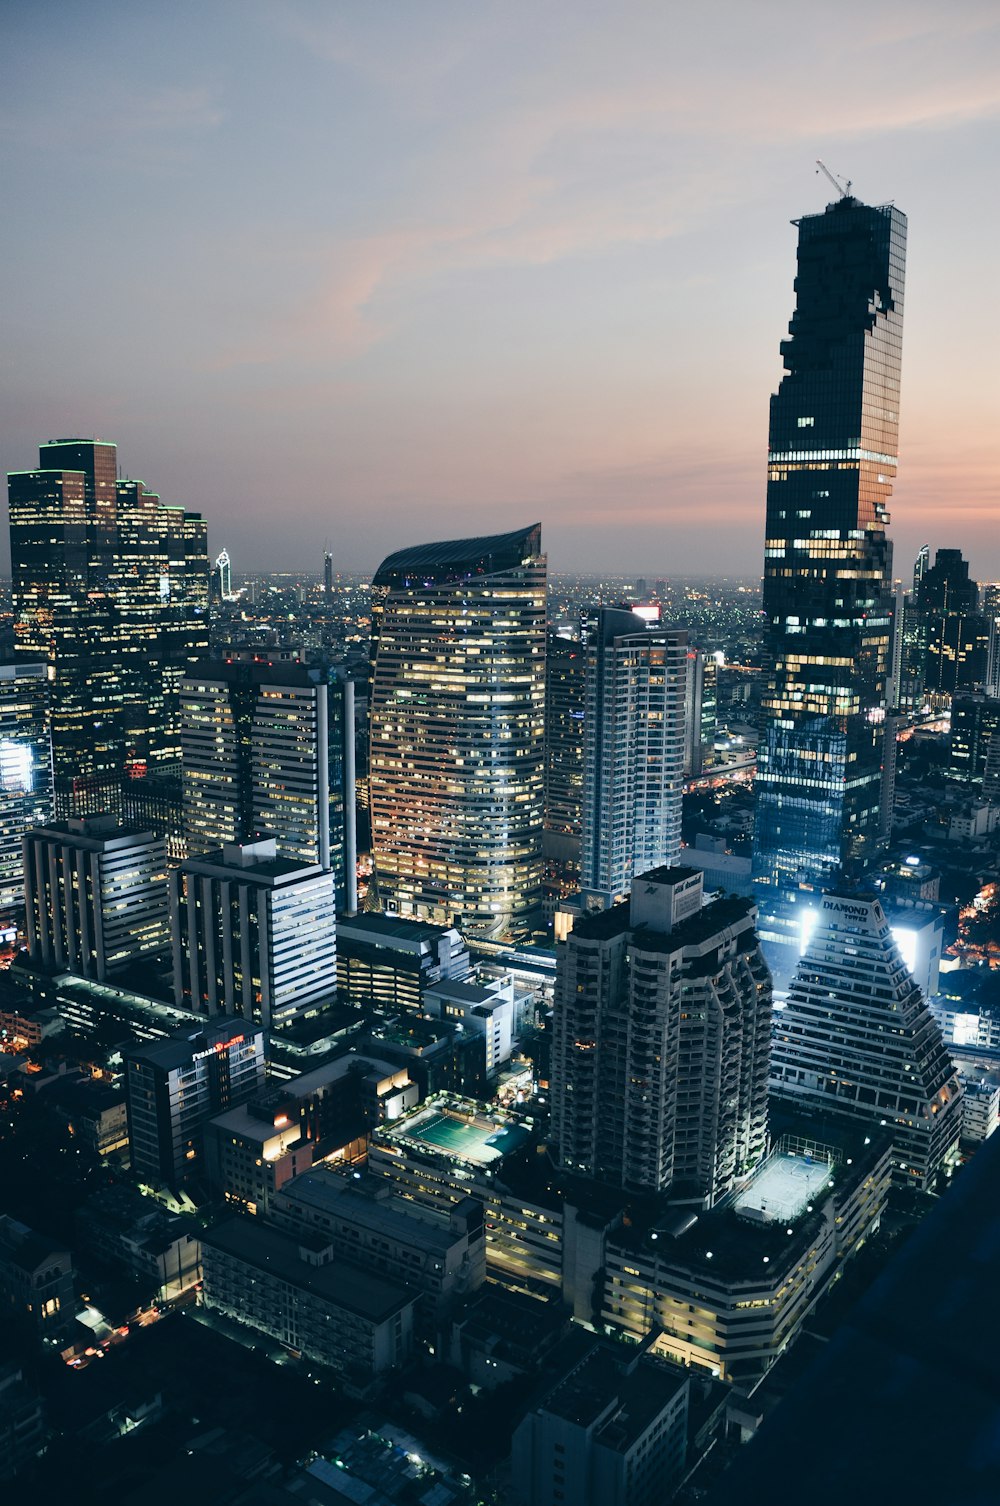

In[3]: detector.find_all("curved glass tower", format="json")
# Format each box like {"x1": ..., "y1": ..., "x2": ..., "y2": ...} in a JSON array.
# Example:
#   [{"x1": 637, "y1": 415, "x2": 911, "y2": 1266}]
[
  {"x1": 369, "y1": 525, "x2": 545, "y2": 937},
  {"x1": 752, "y1": 196, "x2": 906, "y2": 966}
]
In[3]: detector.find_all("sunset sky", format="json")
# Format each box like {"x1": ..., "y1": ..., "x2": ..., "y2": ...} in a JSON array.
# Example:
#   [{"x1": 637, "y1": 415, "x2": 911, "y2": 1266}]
[{"x1": 2, "y1": 1, "x2": 998, "y2": 577}]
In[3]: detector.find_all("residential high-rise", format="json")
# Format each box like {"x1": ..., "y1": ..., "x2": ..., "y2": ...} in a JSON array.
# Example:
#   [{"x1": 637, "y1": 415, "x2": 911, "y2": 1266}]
[
  {"x1": 369, "y1": 525, "x2": 545, "y2": 936},
  {"x1": 752, "y1": 197, "x2": 906, "y2": 972},
  {"x1": 579, "y1": 610, "x2": 687, "y2": 910},
  {"x1": 772, "y1": 893, "x2": 962, "y2": 1189},
  {"x1": 0, "y1": 664, "x2": 52, "y2": 923},
  {"x1": 23, "y1": 816, "x2": 170, "y2": 981},
  {"x1": 170, "y1": 838, "x2": 338, "y2": 1030},
  {"x1": 8, "y1": 440, "x2": 209, "y2": 816},
  {"x1": 551, "y1": 867, "x2": 772, "y2": 1202}
]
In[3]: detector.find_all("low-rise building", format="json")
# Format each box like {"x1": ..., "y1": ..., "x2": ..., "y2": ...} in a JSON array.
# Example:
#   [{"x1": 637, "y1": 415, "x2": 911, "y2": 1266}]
[
  {"x1": 205, "y1": 1101, "x2": 314, "y2": 1216},
  {"x1": 270, "y1": 1166, "x2": 485, "y2": 1325},
  {"x1": 77, "y1": 1186, "x2": 202, "y2": 1300},
  {"x1": 201, "y1": 1217, "x2": 416, "y2": 1390},
  {"x1": 0, "y1": 1215, "x2": 76, "y2": 1340},
  {"x1": 125, "y1": 1018, "x2": 266, "y2": 1184},
  {"x1": 511, "y1": 1335, "x2": 689, "y2": 1506},
  {"x1": 49, "y1": 1077, "x2": 129, "y2": 1156},
  {"x1": 602, "y1": 1127, "x2": 892, "y2": 1384},
  {"x1": 337, "y1": 913, "x2": 470, "y2": 1013},
  {"x1": 423, "y1": 975, "x2": 516, "y2": 1075},
  {"x1": 0, "y1": 1364, "x2": 45, "y2": 1480}
]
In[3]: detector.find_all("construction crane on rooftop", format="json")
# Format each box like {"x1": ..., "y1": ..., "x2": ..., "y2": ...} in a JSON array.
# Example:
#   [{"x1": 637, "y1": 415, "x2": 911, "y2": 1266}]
[{"x1": 816, "y1": 159, "x2": 853, "y2": 199}]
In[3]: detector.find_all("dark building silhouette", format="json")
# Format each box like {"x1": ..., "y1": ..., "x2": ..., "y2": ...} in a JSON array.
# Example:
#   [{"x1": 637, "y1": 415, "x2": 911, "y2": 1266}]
[{"x1": 752, "y1": 197, "x2": 906, "y2": 973}]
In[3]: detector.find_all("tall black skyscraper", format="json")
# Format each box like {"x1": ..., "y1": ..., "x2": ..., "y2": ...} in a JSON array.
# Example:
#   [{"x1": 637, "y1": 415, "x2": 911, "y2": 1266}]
[
  {"x1": 8, "y1": 440, "x2": 208, "y2": 816},
  {"x1": 752, "y1": 196, "x2": 906, "y2": 970}
]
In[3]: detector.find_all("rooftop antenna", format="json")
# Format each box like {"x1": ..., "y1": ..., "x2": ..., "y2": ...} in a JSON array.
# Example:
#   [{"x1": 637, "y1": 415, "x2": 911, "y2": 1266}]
[{"x1": 816, "y1": 159, "x2": 852, "y2": 199}]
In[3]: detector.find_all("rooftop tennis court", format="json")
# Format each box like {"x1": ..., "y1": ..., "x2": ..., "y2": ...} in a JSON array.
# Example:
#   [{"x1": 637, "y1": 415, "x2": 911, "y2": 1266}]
[{"x1": 733, "y1": 1150, "x2": 834, "y2": 1225}]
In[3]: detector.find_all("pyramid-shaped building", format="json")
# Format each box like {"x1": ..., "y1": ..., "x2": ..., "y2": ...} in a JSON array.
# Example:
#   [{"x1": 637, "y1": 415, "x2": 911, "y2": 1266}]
[{"x1": 772, "y1": 893, "x2": 961, "y2": 1189}]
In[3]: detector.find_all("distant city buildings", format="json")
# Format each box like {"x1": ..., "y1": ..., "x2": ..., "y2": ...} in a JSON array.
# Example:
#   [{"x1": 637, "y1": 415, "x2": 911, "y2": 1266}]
[{"x1": 369, "y1": 525, "x2": 546, "y2": 937}]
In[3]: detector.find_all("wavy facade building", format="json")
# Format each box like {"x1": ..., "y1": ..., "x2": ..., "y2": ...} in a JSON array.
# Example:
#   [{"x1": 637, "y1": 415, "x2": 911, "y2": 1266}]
[{"x1": 369, "y1": 525, "x2": 545, "y2": 937}]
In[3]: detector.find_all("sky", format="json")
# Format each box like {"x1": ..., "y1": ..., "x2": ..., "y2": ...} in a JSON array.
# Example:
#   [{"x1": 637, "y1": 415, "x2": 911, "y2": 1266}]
[{"x1": 1, "y1": 0, "x2": 998, "y2": 578}]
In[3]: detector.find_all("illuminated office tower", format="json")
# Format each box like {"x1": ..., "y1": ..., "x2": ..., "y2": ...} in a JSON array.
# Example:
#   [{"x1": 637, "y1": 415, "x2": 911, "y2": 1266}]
[
  {"x1": 369, "y1": 525, "x2": 545, "y2": 936},
  {"x1": 752, "y1": 197, "x2": 906, "y2": 972},
  {"x1": 579, "y1": 609, "x2": 687, "y2": 910},
  {"x1": 0, "y1": 665, "x2": 52, "y2": 922},
  {"x1": 772, "y1": 893, "x2": 962, "y2": 1189},
  {"x1": 551, "y1": 867, "x2": 771, "y2": 1200},
  {"x1": 8, "y1": 440, "x2": 209, "y2": 815},
  {"x1": 324, "y1": 550, "x2": 333, "y2": 600}
]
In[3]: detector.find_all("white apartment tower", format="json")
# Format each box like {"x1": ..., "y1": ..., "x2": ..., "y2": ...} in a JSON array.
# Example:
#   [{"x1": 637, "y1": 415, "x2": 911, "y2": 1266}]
[
  {"x1": 552, "y1": 867, "x2": 772, "y2": 1201},
  {"x1": 23, "y1": 817, "x2": 170, "y2": 980},
  {"x1": 772, "y1": 893, "x2": 962, "y2": 1189},
  {"x1": 170, "y1": 838, "x2": 337, "y2": 1029},
  {"x1": 580, "y1": 610, "x2": 687, "y2": 910}
]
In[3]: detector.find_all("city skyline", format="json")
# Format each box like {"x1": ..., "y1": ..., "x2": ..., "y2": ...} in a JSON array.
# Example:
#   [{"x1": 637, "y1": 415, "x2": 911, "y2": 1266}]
[{"x1": 2, "y1": 3, "x2": 999, "y2": 576}]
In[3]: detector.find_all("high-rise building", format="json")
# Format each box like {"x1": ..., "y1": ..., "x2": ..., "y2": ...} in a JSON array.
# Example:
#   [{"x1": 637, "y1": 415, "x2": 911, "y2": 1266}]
[
  {"x1": 684, "y1": 646, "x2": 716, "y2": 777},
  {"x1": 170, "y1": 838, "x2": 337, "y2": 1030},
  {"x1": 125, "y1": 1018, "x2": 266, "y2": 1183},
  {"x1": 323, "y1": 550, "x2": 333, "y2": 599},
  {"x1": 182, "y1": 660, "x2": 326, "y2": 857},
  {"x1": 8, "y1": 440, "x2": 209, "y2": 816},
  {"x1": 551, "y1": 867, "x2": 772, "y2": 1202},
  {"x1": 369, "y1": 525, "x2": 545, "y2": 937},
  {"x1": 752, "y1": 196, "x2": 906, "y2": 973},
  {"x1": 0, "y1": 664, "x2": 52, "y2": 924},
  {"x1": 579, "y1": 610, "x2": 687, "y2": 910},
  {"x1": 23, "y1": 816, "x2": 170, "y2": 981},
  {"x1": 542, "y1": 631, "x2": 586, "y2": 895},
  {"x1": 214, "y1": 547, "x2": 233, "y2": 601},
  {"x1": 915, "y1": 551, "x2": 995, "y2": 697},
  {"x1": 772, "y1": 893, "x2": 962, "y2": 1188}
]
